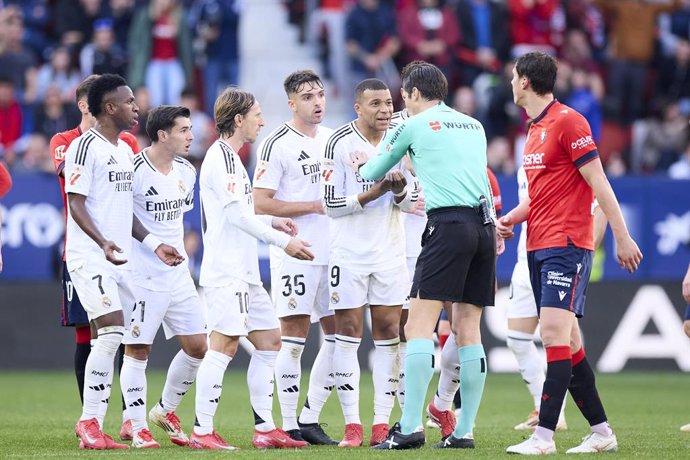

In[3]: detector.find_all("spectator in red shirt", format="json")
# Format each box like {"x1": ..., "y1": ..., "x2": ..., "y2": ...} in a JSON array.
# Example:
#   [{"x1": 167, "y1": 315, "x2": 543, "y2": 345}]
[
  {"x1": 0, "y1": 161, "x2": 10, "y2": 273},
  {"x1": 0, "y1": 76, "x2": 22, "y2": 165},
  {"x1": 397, "y1": 0, "x2": 460, "y2": 81},
  {"x1": 127, "y1": 0, "x2": 194, "y2": 107},
  {"x1": 499, "y1": 52, "x2": 641, "y2": 456}
]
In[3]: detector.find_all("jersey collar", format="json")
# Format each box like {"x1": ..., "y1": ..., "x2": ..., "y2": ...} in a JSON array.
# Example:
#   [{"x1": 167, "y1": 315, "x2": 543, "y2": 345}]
[{"x1": 531, "y1": 99, "x2": 558, "y2": 125}]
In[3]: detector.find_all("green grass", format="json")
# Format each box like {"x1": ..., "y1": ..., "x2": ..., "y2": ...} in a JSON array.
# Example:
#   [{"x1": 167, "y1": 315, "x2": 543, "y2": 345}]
[{"x1": 1, "y1": 371, "x2": 689, "y2": 458}]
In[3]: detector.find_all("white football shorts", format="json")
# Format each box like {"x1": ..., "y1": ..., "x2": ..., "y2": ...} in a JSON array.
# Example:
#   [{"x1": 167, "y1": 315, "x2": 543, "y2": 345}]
[
  {"x1": 328, "y1": 263, "x2": 409, "y2": 311},
  {"x1": 270, "y1": 260, "x2": 333, "y2": 320},
  {"x1": 204, "y1": 279, "x2": 279, "y2": 337}
]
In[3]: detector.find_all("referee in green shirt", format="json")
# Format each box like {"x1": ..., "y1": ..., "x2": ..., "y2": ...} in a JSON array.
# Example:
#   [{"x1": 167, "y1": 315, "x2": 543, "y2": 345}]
[{"x1": 360, "y1": 61, "x2": 496, "y2": 450}]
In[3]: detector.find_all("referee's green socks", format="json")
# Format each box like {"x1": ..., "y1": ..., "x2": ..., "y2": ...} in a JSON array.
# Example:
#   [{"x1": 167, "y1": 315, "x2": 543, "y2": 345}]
[
  {"x1": 453, "y1": 344, "x2": 487, "y2": 438},
  {"x1": 399, "y1": 338, "x2": 435, "y2": 434}
]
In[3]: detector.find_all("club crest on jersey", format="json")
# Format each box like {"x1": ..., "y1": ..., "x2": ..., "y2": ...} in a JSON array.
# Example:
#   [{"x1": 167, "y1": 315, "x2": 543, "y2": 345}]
[
  {"x1": 178, "y1": 180, "x2": 186, "y2": 194},
  {"x1": 102, "y1": 296, "x2": 112, "y2": 308},
  {"x1": 288, "y1": 298, "x2": 297, "y2": 310},
  {"x1": 540, "y1": 129, "x2": 547, "y2": 144},
  {"x1": 131, "y1": 326, "x2": 140, "y2": 338},
  {"x1": 330, "y1": 292, "x2": 340, "y2": 304}
]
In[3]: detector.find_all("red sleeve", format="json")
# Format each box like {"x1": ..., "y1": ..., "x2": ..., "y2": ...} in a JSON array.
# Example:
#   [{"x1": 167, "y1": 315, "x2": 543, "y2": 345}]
[
  {"x1": 119, "y1": 132, "x2": 140, "y2": 154},
  {"x1": 0, "y1": 162, "x2": 12, "y2": 198},
  {"x1": 486, "y1": 168, "x2": 502, "y2": 215},
  {"x1": 50, "y1": 132, "x2": 70, "y2": 177},
  {"x1": 558, "y1": 112, "x2": 599, "y2": 168}
]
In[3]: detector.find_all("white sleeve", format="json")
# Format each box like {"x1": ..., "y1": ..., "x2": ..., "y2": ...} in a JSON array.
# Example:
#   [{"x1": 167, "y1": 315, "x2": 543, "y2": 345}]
[
  {"x1": 253, "y1": 137, "x2": 283, "y2": 190},
  {"x1": 394, "y1": 167, "x2": 418, "y2": 212},
  {"x1": 223, "y1": 201, "x2": 291, "y2": 249},
  {"x1": 64, "y1": 137, "x2": 94, "y2": 196},
  {"x1": 321, "y1": 146, "x2": 362, "y2": 218}
]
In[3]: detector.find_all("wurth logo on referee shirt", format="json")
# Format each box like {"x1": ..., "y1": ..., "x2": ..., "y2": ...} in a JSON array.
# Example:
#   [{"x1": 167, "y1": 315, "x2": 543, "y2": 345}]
[{"x1": 429, "y1": 121, "x2": 442, "y2": 131}]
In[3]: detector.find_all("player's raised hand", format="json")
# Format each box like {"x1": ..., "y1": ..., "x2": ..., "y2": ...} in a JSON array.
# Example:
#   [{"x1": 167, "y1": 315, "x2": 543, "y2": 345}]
[
  {"x1": 496, "y1": 215, "x2": 515, "y2": 240},
  {"x1": 273, "y1": 217, "x2": 298, "y2": 237},
  {"x1": 615, "y1": 234, "x2": 642, "y2": 273},
  {"x1": 385, "y1": 170, "x2": 407, "y2": 195},
  {"x1": 102, "y1": 240, "x2": 128, "y2": 265},
  {"x1": 284, "y1": 238, "x2": 314, "y2": 261},
  {"x1": 682, "y1": 266, "x2": 690, "y2": 304},
  {"x1": 155, "y1": 244, "x2": 185, "y2": 266},
  {"x1": 348, "y1": 150, "x2": 369, "y2": 172}
]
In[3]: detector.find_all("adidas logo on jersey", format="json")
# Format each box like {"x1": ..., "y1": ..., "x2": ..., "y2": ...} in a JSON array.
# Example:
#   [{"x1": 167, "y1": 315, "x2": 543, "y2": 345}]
[
  {"x1": 107, "y1": 156, "x2": 118, "y2": 165},
  {"x1": 144, "y1": 186, "x2": 159, "y2": 196},
  {"x1": 298, "y1": 151, "x2": 310, "y2": 161}
]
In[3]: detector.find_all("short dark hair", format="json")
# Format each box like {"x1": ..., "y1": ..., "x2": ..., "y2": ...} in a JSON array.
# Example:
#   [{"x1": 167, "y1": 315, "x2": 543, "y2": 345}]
[
  {"x1": 214, "y1": 87, "x2": 256, "y2": 137},
  {"x1": 400, "y1": 60, "x2": 426, "y2": 82},
  {"x1": 515, "y1": 52, "x2": 557, "y2": 96},
  {"x1": 283, "y1": 70, "x2": 323, "y2": 96},
  {"x1": 87, "y1": 74, "x2": 128, "y2": 118},
  {"x1": 146, "y1": 105, "x2": 191, "y2": 143},
  {"x1": 401, "y1": 62, "x2": 447, "y2": 101},
  {"x1": 75, "y1": 75, "x2": 99, "y2": 104},
  {"x1": 354, "y1": 78, "x2": 389, "y2": 102}
]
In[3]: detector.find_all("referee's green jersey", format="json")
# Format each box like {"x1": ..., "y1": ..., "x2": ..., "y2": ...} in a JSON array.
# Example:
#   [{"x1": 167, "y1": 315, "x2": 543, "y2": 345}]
[{"x1": 360, "y1": 103, "x2": 489, "y2": 211}]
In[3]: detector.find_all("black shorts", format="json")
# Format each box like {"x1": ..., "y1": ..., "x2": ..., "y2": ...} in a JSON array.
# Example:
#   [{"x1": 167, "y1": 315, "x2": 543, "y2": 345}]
[
  {"x1": 61, "y1": 261, "x2": 89, "y2": 327},
  {"x1": 410, "y1": 206, "x2": 496, "y2": 306}
]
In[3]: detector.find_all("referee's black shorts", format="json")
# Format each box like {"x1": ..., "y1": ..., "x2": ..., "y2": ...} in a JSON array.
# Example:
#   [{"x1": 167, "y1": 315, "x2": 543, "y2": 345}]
[{"x1": 410, "y1": 206, "x2": 496, "y2": 306}]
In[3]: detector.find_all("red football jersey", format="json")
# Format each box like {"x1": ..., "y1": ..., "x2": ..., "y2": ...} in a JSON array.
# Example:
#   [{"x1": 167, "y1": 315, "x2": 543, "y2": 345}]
[
  {"x1": 487, "y1": 167, "x2": 502, "y2": 216},
  {"x1": 523, "y1": 100, "x2": 598, "y2": 251},
  {"x1": 50, "y1": 127, "x2": 139, "y2": 260}
]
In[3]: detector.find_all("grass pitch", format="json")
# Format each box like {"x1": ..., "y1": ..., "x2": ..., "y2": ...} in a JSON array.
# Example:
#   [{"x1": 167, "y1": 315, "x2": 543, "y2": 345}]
[{"x1": 0, "y1": 371, "x2": 688, "y2": 458}]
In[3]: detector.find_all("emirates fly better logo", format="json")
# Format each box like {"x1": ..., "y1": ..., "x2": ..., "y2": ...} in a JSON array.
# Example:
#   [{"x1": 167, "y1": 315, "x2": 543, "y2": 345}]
[{"x1": 429, "y1": 121, "x2": 441, "y2": 131}]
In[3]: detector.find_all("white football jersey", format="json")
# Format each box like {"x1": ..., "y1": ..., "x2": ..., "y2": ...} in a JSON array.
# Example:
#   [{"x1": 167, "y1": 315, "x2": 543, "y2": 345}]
[
  {"x1": 130, "y1": 150, "x2": 196, "y2": 290},
  {"x1": 390, "y1": 110, "x2": 426, "y2": 259},
  {"x1": 199, "y1": 139, "x2": 260, "y2": 286},
  {"x1": 64, "y1": 128, "x2": 134, "y2": 270},
  {"x1": 254, "y1": 123, "x2": 332, "y2": 266},
  {"x1": 517, "y1": 167, "x2": 529, "y2": 263},
  {"x1": 322, "y1": 121, "x2": 410, "y2": 271}
]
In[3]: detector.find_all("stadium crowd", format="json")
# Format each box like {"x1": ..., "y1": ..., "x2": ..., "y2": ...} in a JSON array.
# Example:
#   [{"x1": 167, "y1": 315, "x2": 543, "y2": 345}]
[{"x1": 0, "y1": 0, "x2": 689, "y2": 178}]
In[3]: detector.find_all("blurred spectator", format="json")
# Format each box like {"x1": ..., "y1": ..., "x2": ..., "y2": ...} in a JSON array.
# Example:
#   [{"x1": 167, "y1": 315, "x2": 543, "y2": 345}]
[
  {"x1": 565, "y1": 68, "x2": 603, "y2": 142},
  {"x1": 487, "y1": 136, "x2": 516, "y2": 174},
  {"x1": 128, "y1": 0, "x2": 194, "y2": 107},
  {"x1": 452, "y1": 85, "x2": 478, "y2": 117},
  {"x1": 508, "y1": 0, "x2": 561, "y2": 58},
  {"x1": 484, "y1": 62, "x2": 522, "y2": 140},
  {"x1": 656, "y1": 36, "x2": 690, "y2": 111},
  {"x1": 180, "y1": 89, "x2": 215, "y2": 167},
  {"x1": 0, "y1": 77, "x2": 22, "y2": 164},
  {"x1": 13, "y1": 133, "x2": 52, "y2": 174},
  {"x1": 194, "y1": 0, "x2": 241, "y2": 115},
  {"x1": 345, "y1": 0, "x2": 401, "y2": 98},
  {"x1": 631, "y1": 101, "x2": 689, "y2": 172},
  {"x1": 308, "y1": 0, "x2": 349, "y2": 98},
  {"x1": 34, "y1": 45, "x2": 81, "y2": 103},
  {"x1": 560, "y1": 28, "x2": 602, "y2": 74},
  {"x1": 455, "y1": 0, "x2": 511, "y2": 85},
  {"x1": 562, "y1": 0, "x2": 607, "y2": 62},
  {"x1": 658, "y1": 0, "x2": 690, "y2": 58},
  {"x1": 668, "y1": 140, "x2": 690, "y2": 179},
  {"x1": 605, "y1": 151, "x2": 628, "y2": 177},
  {"x1": 397, "y1": 0, "x2": 460, "y2": 80},
  {"x1": 79, "y1": 18, "x2": 128, "y2": 77},
  {"x1": 33, "y1": 84, "x2": 81, "y2": 140},
  {"x1": 5, "y1": 0, "x2": 52, "y2": 59},
  {"x1": 0, "y1": 6, "x2": 38, "y2": 101},
  {"x1": 54, "y1": 0, "x2": 108, "y2": 49},
  {"x1": 109, "y1": 0, "x2": 137, "y2": 49},
  {"x1": 595, "y1": 0, "x2": 681, "y2": 124}
]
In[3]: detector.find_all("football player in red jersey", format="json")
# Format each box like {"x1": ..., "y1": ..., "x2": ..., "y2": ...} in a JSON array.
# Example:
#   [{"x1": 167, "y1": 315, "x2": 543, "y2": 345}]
[
  {"x1": 499, "y1": 52, "x2": 641, "y2": 455},
  {"x1": 50, "y1": 75, "x2": 139, "y2": 440}
]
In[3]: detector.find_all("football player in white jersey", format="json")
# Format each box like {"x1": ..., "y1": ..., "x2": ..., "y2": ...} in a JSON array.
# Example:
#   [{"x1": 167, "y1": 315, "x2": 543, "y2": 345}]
[
  {"x1": 253, "y1": 70, "x2": 337, "y2": 445},
  {"x1": 66, "y1": 74, "x2": 183, "y2": 450},
  {"x1": 507, "y1": 167, "x2": 606, "y2": 431},
  {"x1": 191, "y1": 88, "x2": 313, "y2": 450},
  {"x1": 322, "y1": 78, "x2": 418, "y2": 447},
  {"x1": 118, "y1": 106, "x2": 207, "y2": 448}
]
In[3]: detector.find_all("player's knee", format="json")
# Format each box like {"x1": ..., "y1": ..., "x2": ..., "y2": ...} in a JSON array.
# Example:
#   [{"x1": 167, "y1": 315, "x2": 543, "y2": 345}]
[
  {"x1": 125, "y1": 344, "x2": 151, "y2": 360},
  {"x1": 94, "y1": 325, "x2": 125, "y2": 355},
  {"x1": 184, "y1": 339, "x2": 207, "y2": 360},
  {"x1": 372, "y1": 321, "x2": 399, "y2": 341}
]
